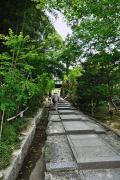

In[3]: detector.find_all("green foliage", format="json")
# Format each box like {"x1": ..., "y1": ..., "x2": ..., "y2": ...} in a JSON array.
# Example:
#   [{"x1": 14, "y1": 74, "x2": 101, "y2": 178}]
[
  {"x1": 76, "y1": 53, "x2": 120, "y2": 112},
  {"x1": 33, "y1": 0, "x2": 46, "y2": 9},
  {"x1": 62, "y1": 66, "x2": 82, "y2": 101},
  {"x1": 0, "y1": 0, "x2": 65, "y2": 170},
  {"x1": 0, "y1": 142, "x2": 12, "y2": 169},
  {"x1": 13, "y1": 118, "x2": 28, "y2": 133},
  {"x1": 1, "y1": 69, "x2": 37, "y2": 118},
  {"x1": 0, "y1": 28, "x2": 63, "y2": 119},
  {"x1": 0, "y1": 0, "x2": 53, "y2": 39},
  {"x1": 0, "y1": 118, "x2": 29, "y2": 169},
  {"x1": 0, "y1": 0, "x2": 119, "y2": 169},
  {"x1": 0, "y1": 124, "x2": 18, "y2": 169},
  {"x1": 2, "y1": 125, "x2": 18, "y2": 145},
  {"x1": 46, "y1": 0, "x2": 120, "y2": 113}
]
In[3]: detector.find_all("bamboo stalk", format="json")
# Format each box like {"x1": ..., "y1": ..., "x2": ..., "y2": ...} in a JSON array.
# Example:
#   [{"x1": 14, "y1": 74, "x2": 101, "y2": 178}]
[
  {"x1": 0, "y1": 110, "x2": 5, "y2": 140},
  {"x1": 7, "y1": 107, "x2": 28, "y2": 122}
]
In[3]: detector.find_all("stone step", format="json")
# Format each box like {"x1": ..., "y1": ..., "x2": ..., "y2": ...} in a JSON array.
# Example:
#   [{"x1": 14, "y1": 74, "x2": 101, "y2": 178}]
[
  {"x1": 46, "y1": 122, "x2": 65, "y2": 135},
  {"x1": 49, "y1": 110, "x2": 59, "y2": 115},
  {"x1": 45, "y1": 171, "x2": 80, "y2": 180},
  {"x1": 58, "y1": 109, "x2": 76, "y2": 114},
  {"x1": 45, "y1": 168, "x2": 120, "y2": 180},
  {"x1": 45, "y1": 135, "x2": 77, "y2": 171},
  {"x1": 57, "y1": 106, "x2": 73, "y2": 109},
  {"x1": 48, "y1": 114, "x2": 61, "y2": 122},
  {"x1": 45, "y1": 100, "x2": 120, "y2": 179},
  {"x1": 60, "y1": 114, "x2": 90, "y2": 121},
  {"x1": 62, "y1": 121, "x2": 105, "y2": 134},
  {"x1": 67, "y1": 134, "x2": 120, "y2": 169},
  {"x1": 57, "y1": 103, "x2": 71, "y2": 106},
  {"x1": 79, "y1": 168, "x2": 120, "y2": 180}
]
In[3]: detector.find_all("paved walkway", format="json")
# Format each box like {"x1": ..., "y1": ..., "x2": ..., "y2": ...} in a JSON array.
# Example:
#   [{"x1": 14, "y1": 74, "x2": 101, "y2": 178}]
[{"x1": 44, "y1": 100, "x2": 120, "y2": 180}]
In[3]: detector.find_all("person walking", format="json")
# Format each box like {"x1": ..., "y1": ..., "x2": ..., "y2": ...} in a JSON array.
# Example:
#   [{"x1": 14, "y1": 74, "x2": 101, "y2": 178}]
[{"x1": 52, "y1": 93, "x2": 59, "y2": 111}]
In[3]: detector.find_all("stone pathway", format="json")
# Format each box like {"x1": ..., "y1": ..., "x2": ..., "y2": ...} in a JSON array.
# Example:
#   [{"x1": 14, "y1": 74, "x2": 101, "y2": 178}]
[{"x1": 44, "y1": 100, "x2": 120, "y2": 180}]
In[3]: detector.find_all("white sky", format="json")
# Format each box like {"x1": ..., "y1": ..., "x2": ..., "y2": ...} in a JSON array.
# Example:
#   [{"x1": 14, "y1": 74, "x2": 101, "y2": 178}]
[{"x1": 46, "y1": 11, "x2": 72, "y2": 40}]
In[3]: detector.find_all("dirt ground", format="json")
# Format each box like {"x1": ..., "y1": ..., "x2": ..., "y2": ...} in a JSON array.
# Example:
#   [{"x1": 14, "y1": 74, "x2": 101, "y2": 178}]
[
  {"x1": 16, "y1": 107, "x2": 49, "y2": 180},
  {"x1": 94, "y1": 106, "x2": 120, "y2": 135}
]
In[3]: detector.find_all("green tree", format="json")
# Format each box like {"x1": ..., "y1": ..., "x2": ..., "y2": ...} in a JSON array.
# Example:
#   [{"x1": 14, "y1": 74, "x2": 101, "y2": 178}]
[
  {"x1": 76, "y1": 52, "x2": 120, "y2": 114},
  {"x1": 0, "y1": 28, "x2": 64, "y2": 121},
  {"x1": 46, "y1": 0, "x2": 120, "y2": 113},
  {"x1": 62, "y1": 66, "x2": 82, "y2": 101}
]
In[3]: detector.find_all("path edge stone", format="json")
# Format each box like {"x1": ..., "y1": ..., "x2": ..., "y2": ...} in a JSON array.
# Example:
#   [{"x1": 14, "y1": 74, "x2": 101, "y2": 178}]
[{"x1": 0, "y1": 108, "x2": 44, "y2": 180}]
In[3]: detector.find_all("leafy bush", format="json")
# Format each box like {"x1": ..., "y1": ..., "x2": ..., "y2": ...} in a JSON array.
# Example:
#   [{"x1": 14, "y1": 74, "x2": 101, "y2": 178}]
[
  {"x1": 0, "y1": 124, "x2": 18, "y2": 170},
  {"x1": 0, "y1": 142, "x2": 12, "y2": 169},
  {"x1": 0, "y1": 118, "x2": 29, "y2": 169},
  {"x1": 0, "y1": 29, "x2": 58, "y2": 121},
  {"x1": 2, "y1": 124, "x2": 18, "y2": 145},
  {"x1": 13, "y1": 118, "x2": 28, "y2": 133}
]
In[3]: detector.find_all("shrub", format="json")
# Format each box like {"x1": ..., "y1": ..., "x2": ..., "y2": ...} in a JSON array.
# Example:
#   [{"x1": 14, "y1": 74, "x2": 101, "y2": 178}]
[
  {"x1": 0, "y1": 142, "x2": 12, "y2": 169},
  {"x1": 2, "y1": 124, "x2": 19, "y2": 145},
  {"x1": 0, "y1": 118, "x2": 29, "y2": 169},
  {"x1": 13, "y1": 118, "x2": 28, "y2": 133}
]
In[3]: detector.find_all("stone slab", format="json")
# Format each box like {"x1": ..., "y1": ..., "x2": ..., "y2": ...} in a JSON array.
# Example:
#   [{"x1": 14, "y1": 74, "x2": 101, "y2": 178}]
[
  {"x1": 58, "y1": 109, "x2": 76, "y2": 114},
  {"x1": 46, "y1": 122, "x2": 65, "y2": 135},
  {"x1": 74, "y1": 112, "x2": 91, "y2": 121},
  {"x1": 67, "y1": 134, "x2": 120, "y2": 169},
  {"x1": 58, "y1": 106, "x2": 73, "y2": 110},
  {"x1": 45, "y1": 135, "x2": 77, "y2": 171},
  {"x1": 63, "y1": 121, "x2": 93, "y2": 134},
  {"x1": 45, "y1": 168, "x2": 120, "y2": 180},
  {"x1": 60, "y1": 114, "x2": 90, "y2": 121},
  {"x1": 58, "y1": 102, "x2": 71, "y2": 105},
  {"x1": 60, "y1": 114, "x2": 81, "y2": 121},
  {"x1": 100, "y1": 132, "x2": 120, "y2": 153},
  {"x1": 58, "y1": 104, "x2": 71, "y2": 106},
  {"x1": 49, "y1": 111, "x2": 59, "y2": 115},
  {"x1": 49, "y1": 114, "x2": 61, "y2": 122},
  {"x1": 79, "y1": 168, "x2": 120, "y2": 180},
  {"x1": 63, "y1": 120, "x2": 105, "y2": 134},
  {"x1": 45, "y1": 171, "x2": 80, "y2": 180},
  {"x1": 86, "y1": 121, "x2": 105, "y2": 133}
]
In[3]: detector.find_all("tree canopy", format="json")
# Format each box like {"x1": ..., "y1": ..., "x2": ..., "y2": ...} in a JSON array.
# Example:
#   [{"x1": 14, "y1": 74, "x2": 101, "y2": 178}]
[
  {"x1": 0, "y1": 0, "x2": 120, "y2": 119},
  {"x1": 46, "y1": 0, "x2": 120, "y2": 112},
  {"x1": 0, "y1": 0, "x2": 65, "y2": 121}
]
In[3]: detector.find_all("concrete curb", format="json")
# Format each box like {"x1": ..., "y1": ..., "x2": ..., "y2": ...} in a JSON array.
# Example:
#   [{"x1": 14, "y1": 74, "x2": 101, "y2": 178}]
[{"x1": 0, "y1": 108, "x2": 43, "y2": 180}]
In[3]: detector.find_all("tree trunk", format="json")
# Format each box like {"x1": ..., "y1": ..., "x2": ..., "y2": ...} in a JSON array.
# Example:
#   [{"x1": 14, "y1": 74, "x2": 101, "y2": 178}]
[
  {"x1": 91, "y1": 99, "x2": 94, "y2": 116},
  {"x1": 0, "y1": 110, "x2": 5, "y2": 140}
]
